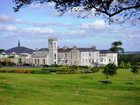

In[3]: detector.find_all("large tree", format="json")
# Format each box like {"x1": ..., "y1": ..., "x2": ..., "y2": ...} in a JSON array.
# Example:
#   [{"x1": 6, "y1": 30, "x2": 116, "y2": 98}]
[
  {"x1": 13, "y1": 0, "x2": 140, "y2": 24},
  {"x1": 109, "y1": 41, "x2": 124, "y2": 53}
]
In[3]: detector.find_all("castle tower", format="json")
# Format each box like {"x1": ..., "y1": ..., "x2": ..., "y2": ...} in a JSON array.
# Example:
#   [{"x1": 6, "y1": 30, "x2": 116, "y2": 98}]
[{"x1": 48, "y1": 38, "x2": 58, "y2": 65}]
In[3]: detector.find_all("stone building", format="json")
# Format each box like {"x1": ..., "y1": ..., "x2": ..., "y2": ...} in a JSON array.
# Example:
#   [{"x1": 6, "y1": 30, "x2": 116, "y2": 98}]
[{"x1": 32, "y1": 38, "x2": 118, "y2": 66}]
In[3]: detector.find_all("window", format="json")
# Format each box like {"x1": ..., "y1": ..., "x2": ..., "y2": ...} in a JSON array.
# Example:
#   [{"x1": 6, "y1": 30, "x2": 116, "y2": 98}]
[
  {"x1": 43, "y1": 59, "x2": 45, "y2": 64},
  {"x1": 65, "y1": 53, "x2": 67, "y2": 57},
  {"x1": 54, "y1": 42, "x2": 56, "y2": 49},
  {"x1": 54, "y1": 54, "x2": 56, "y2": 59},
  {"x1": 82, "y1": 59, "x2": 84, "y2": 63},
  {"x1": 100, "y1": 58, "x2": 103, "y2": 62},
  {"x1": 89, "y1": 53, "x2": 91, "y2": 56},
  {"x1": 89, "y1": 59, "x2": 91, "y2": 62},
  {"x1": 38, "y1": 59, "x2": 39, "y2": 64},
  {"x1": 50, "y1": 42, "x2": 53, "y2": 48},
  {"x1": 35, "y1": 59, "x2": 36, "y2": 64},
  {"x1": 65, "y1": 60, "x2": 68, "y2": 64}
]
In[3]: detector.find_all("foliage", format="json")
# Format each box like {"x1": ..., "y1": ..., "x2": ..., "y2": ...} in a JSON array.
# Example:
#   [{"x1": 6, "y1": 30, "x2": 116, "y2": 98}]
[
  {"x1": 109, "y1": 41, "x2": 124, "y2": 53},
  {"x1": 0, "y1": 63, "x2": 2, "y2": 68},
  {"x1": 0, "y1": 60, "x2": 16, "y2": 66},
  {"x1": 119, "y1": 61, "x2": 125, "y2": 68},
  {"x1": 131, "y1": 65, "x2": 139, "y2": 83},
  {"x1": 90, "y1": 67, "x2": 100, "y2": 73},
  {"x1": 0, "y1": 49, "x2": 4, "y2": 53},
  {"x1": 125, "y1": 62, "x2": 131, "y2": 69},
  {"x1": 131, "y1": 65, "x2": 139, "y2": 74},
  {"x1": 102, "y1": 63, "x2": 117, "y2": 81},
  {"x1": 13, "y1": 0, "x2": 140, "y2": 24},
  {"x1": 118, "y1": 54, "x2": 140, "y2": 66},
  {"x1": 18, "y1": 58, "x2": 22, "y2": 64},
  {"x1": 8, "y1": 56, "x2": 15, "y2": 58}
]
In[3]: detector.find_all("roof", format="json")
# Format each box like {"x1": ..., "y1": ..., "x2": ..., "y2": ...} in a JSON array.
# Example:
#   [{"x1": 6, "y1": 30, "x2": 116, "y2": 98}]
[
  {"x1": 58, "y1": 48, "x2": 72, "y2": 52},
  {"x1": 5, "y1": 46, "x2": 35, "y2": 54},
  {"x1": 32, "y1": 51, "x2": 48, "y2": 58},
  {"x1": 38, "y1": 48, "x2": 48, "y2": 51},
  {"x1": 99, "y1": 50, "x2": 113, "y2": 54},
  {"x1": 37, "y1": 47, "x2": 97, "y2": 53},
  {"x1": 78, "y1": 48, "x2": 97, "y2": 52}
]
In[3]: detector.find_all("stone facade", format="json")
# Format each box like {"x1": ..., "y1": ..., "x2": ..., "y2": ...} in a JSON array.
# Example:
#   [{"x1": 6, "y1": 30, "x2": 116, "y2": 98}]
[
  {"x1": 31, "y1": 38, "x2": 118, "y2": 66},
  {"x1": 0, "y1": 38, "x2": 118, "y2": 66}
]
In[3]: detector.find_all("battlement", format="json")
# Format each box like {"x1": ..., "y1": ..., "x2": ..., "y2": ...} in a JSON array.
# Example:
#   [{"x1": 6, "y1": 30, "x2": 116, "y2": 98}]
[{"x1": 48, "y1": 38, "x2": 57, "y2": 42}]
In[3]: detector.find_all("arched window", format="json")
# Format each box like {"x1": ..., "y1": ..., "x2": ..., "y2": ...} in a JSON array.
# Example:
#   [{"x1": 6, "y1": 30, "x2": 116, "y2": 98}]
[
  {"x1": 54, "y1": 54, "x2": 56, "y2": 60},
  {"x1": 43, "y1": 59, "x2": 45, "y2": 64},
  {"x1": 35, "y1": 59, "x2": 36, "y2": 64},
  {"x1": 54, "y1": 42, "x2": 56, "y2": 49},
  {"x1": 38, "y1": 59, "x2": 39, "y2": 64}
]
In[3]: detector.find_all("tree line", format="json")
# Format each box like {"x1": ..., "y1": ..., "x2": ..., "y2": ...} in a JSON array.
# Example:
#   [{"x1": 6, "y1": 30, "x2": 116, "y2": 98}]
[{"x1": 118, "y1": 54, "x2": 140, "y2": 68}]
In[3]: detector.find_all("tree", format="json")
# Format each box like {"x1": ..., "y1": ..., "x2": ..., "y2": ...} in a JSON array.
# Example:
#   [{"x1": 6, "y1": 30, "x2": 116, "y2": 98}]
[
  {"x1": 102, "y1": 63, "x2": 117, "y2": 82},
  {"x1": 125, "y1": 62, "x2": 131, "y2": 69},
  {"x1": 109, "y1": 41, "x2": 124, "y2": 53},
  {"x1": 119, "y1": 61, "x2": 125, "y2": 68},
  {"x1": 13, "y1": 0, "x2": 140, "y2": 24},
  {"x1": 131, "y1": 65, "x2": 139, "y2": 83}
]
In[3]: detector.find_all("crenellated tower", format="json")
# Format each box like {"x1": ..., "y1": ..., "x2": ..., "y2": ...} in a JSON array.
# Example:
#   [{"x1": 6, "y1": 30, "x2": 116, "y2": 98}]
[{"x1": 48, "y1": 38, "x2": 58, "y2": 65}]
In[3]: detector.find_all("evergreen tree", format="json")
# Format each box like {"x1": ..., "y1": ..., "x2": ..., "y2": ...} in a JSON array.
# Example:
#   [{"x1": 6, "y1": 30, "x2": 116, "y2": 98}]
[{"x1": 102, "y1": 63, "x2": 118, "y2": 82}]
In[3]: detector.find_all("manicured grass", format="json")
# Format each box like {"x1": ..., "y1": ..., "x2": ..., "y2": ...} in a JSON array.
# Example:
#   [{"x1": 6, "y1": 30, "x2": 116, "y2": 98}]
[{"x1": 0, "y1": 69, "x2": 140, "y2": 105}]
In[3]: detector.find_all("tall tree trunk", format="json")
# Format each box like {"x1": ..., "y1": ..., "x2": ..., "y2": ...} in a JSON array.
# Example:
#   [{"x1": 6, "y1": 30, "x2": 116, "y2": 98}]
[{"x1": 106, "y1": 75, "x2": 109, "y2": 81}]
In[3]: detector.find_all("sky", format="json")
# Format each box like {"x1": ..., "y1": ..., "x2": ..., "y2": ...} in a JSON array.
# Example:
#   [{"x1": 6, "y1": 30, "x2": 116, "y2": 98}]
[{"x1": 0, "y1": 0, "x2": 140, "y2": 51}]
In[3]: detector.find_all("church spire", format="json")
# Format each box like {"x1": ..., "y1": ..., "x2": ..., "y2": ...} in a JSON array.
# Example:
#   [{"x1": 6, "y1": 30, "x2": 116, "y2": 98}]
[{"x1": 18, "y1": 40, "x2": 20, "y2": 47}]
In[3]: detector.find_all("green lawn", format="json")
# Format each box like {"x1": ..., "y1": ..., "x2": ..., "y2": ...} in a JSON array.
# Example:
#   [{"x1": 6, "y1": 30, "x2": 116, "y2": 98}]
[{"x1": 0, "y1": 69, "x2": 140, "y2": 105}]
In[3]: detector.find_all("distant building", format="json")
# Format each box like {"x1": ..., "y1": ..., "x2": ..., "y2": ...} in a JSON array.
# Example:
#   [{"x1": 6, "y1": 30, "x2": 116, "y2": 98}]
[
  {"x1": 0, "y1": 40, "x2": 34, "y2": 64},
  {"x1": 0, "y1": 38, "x2": 117, "y2": 66},
  {"x1": 31, "y1": 38, "x2": 118, "y2": 66}
]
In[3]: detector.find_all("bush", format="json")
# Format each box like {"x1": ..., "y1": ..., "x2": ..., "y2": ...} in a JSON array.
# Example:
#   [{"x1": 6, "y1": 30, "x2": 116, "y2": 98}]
[
  {"x1": 77, "y1": 65, "x2": 89, "y2": 69},
  {"x1": 69, "y1": 65, "x2": 78, "y2": 70},
  {"x1": 119, "y1": 61, "x2": 125, "y2": 68},
  {"x1": 50, "y1": 64, "x2": 58, "y2": 68},
  {"x1": 7, "y1": 61, "x2": 16, "y2": 66},
  {"x1": 125, "y1": 62, "x2": 131, "y2": 69},
  {"x1": 90, "y1": 67, "x2": 100, "y2": 73},
  {"x1": 0, "y1": 63, "x2": 2, "y2": 68}
]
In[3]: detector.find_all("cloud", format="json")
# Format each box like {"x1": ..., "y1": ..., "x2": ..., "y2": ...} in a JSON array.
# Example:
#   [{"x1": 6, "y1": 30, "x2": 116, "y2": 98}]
[
  {"x1": 0, "y1": 25, "x2": 17, "y2": 31},
  {"x1": 25, "y1": 27, "x2": 54, "y2": 34},
  {"x1": 82, "y1": 20, "x2": 106, "y2": 29},
  {"x1": 0, "y1": 14, "x2": 11, "y2": 22}
]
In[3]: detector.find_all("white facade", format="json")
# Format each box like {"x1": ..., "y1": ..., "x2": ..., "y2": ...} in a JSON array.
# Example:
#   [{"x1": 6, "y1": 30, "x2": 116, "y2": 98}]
[
  {"x1": 99, "y1": 53, "x2": 118, "y2": 66},
  {"x1": 80, "y1": 51, "x2": 100, "y2": 66}
]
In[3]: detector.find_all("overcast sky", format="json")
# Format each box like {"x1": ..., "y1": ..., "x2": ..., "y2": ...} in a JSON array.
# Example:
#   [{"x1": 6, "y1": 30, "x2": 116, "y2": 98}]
[{"x1": 0, "y1": 0, "x2": 140, "y2": 51}]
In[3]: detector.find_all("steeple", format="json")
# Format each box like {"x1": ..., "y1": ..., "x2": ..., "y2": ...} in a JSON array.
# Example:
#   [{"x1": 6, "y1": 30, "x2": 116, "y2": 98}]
[{"x1": 18, "y1": 40, "x2": 20, "y2": 47}]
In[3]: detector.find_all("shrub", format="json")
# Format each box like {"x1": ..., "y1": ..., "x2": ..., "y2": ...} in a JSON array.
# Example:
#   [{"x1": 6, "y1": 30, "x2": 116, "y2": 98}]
[
  {"x1": 90, "y1": 67, "x2": 100, "y2": 73},
  {"x1": 69, "y1": 65, "x2": 78, "y2": 70},
  {"x1": 7, "y1": 61, "x2": 16, "y2": 66},
  {"x1": 77, "y1": 65, "x2": 89, "y2": 69},
  {"x1": 0, "y1": 63, "x2": 2, "y2": 68},
  {"x1": 119, "y1": 61, "x2": 125, "y2": 68},
  {"x1": 125, "y1": 62, "x2": 131, "y2": 69}
]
